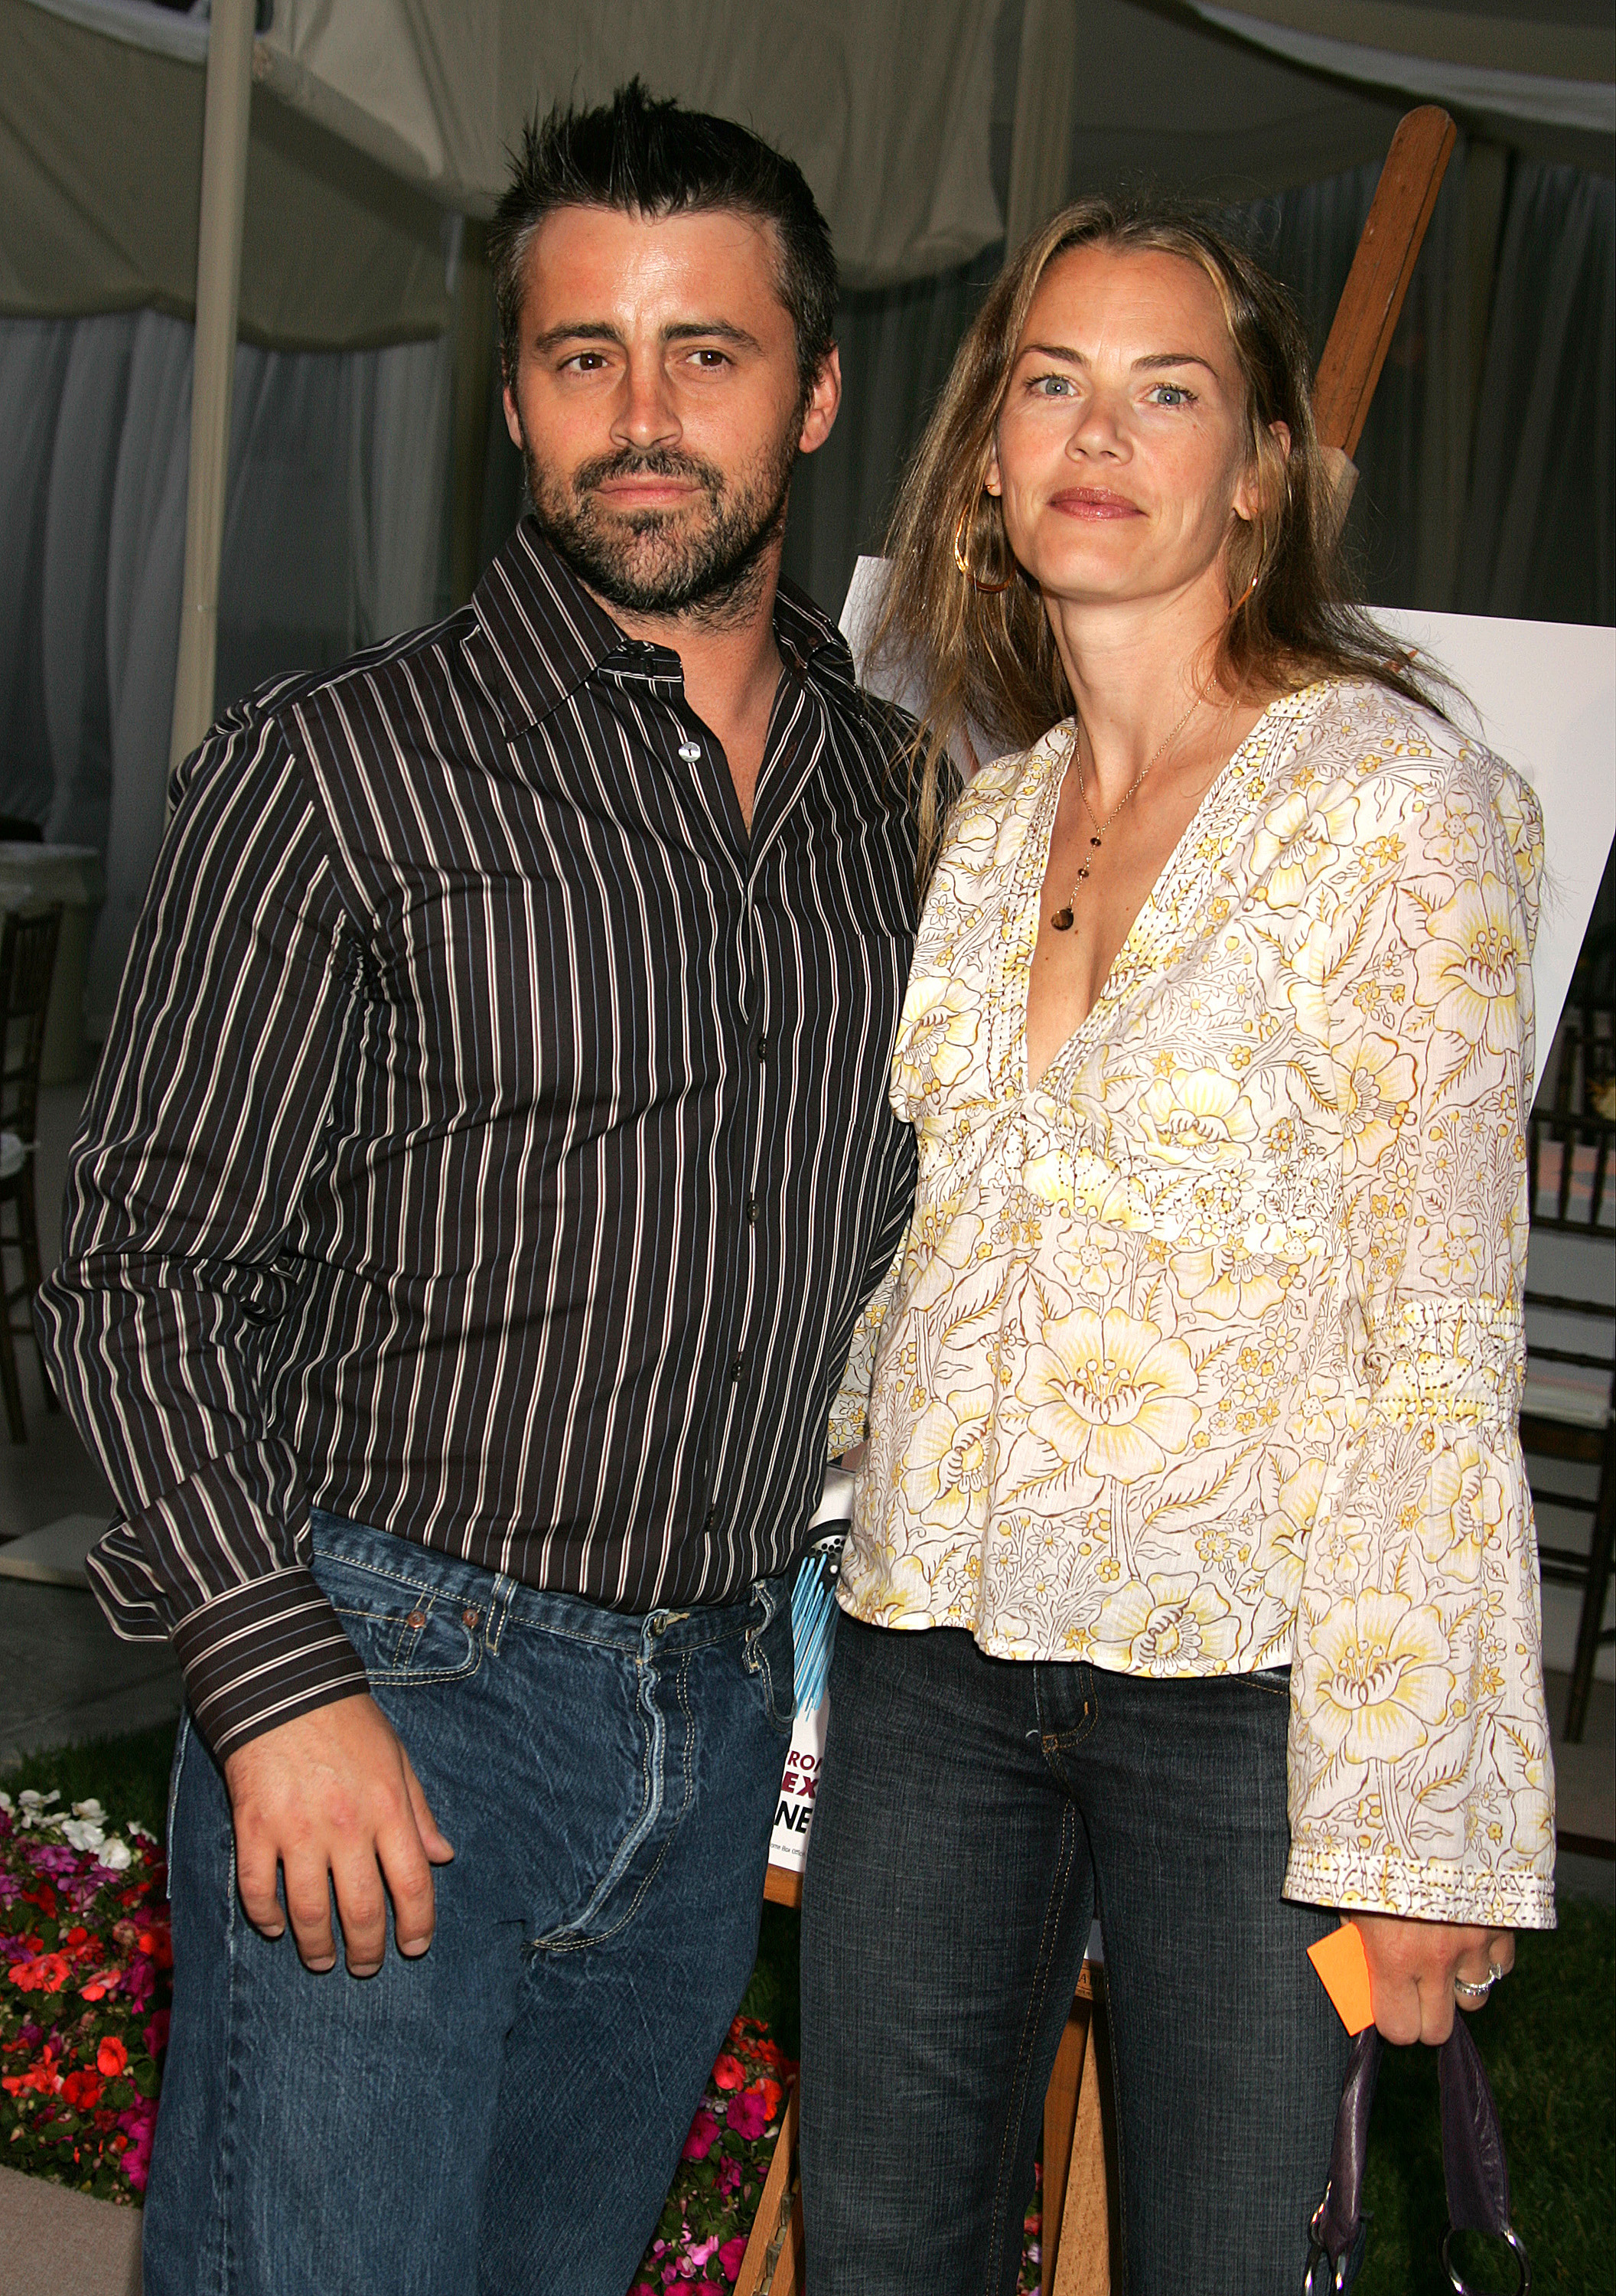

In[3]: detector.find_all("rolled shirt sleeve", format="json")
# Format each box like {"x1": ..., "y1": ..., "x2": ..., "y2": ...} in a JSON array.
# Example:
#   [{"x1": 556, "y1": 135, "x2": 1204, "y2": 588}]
[
  {"x1": 35, "y1": 700, "x2": 370, "y2": 1760},
  {"x1": 1283, "y1": 743, "x2": 1555, "y2": 1929}
]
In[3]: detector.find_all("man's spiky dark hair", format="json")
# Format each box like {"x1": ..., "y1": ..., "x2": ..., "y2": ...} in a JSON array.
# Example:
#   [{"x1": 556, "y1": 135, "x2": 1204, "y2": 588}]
[{"x1": 488, "y1": 80, "x2": 837, "y2": 396}]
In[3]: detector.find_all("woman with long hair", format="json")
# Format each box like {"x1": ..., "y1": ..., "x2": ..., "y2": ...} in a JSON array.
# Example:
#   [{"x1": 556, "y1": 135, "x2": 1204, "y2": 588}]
[{"x1": 800, "y1": 200, "x2": 1552, "y2": 2294}]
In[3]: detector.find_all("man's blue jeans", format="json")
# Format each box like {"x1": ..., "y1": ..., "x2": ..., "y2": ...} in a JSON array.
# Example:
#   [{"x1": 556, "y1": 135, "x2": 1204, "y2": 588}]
[
  {"x1": 143, "y1": 1512, "x2": 795, "y2": 2296},
  {"x1": 799, "y1": 1615, "x2": 1351, "y2": 2295}
]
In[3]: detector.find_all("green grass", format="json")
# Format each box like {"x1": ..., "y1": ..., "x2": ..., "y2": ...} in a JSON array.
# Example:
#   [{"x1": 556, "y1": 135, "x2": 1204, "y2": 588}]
[
  {"x1": 1357, "y1": 1898, "x2": 1614, "y2": 2293},
  {"x1": 0, "y1": 1721, "x2": 178, "y2": 1841},
  {"x1": 5, "y1": 1725, "x2": 1607, "y2": 2289}
]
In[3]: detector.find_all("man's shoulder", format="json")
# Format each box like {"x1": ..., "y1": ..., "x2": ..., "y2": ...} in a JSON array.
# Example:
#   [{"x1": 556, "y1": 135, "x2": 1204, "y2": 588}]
[{"x1": 171, "y1": 607, "x2": 482, "y2": 810}]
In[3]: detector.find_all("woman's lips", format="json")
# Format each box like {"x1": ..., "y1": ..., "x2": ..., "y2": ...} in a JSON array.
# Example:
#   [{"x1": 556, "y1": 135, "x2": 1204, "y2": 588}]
[{"x1": 1048, "y1": 489, "x2": 1142, "y2": 519}]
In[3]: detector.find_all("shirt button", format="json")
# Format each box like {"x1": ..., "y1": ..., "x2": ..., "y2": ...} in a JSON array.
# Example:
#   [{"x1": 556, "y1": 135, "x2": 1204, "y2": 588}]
[
  {"x1": 746, "y1": 1197, "x2": 758, "y2": 1225},
  {"x1": 731, "y1": 1354, "x2": 744, "y2": 1382},
  {"x1": 677, "y1": 741, "x2": 702, "y2": 762}
]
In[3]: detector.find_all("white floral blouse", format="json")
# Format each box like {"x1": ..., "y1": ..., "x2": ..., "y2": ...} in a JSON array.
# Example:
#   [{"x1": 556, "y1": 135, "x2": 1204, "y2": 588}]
[{"x1": 835, "y1": 678, "x2": 1554, "y2": 1929}]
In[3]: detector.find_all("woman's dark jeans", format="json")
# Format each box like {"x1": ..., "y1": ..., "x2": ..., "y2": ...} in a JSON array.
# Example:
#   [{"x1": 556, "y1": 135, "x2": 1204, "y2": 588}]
[{"x1": 800, "y1": 1615, "x2": 1350, "y2": 2295}]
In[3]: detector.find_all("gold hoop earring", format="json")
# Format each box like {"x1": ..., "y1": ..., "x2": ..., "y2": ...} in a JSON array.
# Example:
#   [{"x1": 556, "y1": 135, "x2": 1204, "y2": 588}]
[{"x1": 953, "y1": 507, "x2": 1015, "y2": 595}]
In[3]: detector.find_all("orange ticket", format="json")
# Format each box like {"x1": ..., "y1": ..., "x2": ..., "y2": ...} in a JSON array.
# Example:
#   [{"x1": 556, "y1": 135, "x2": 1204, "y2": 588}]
[{"x1": 1308, "y1": 1922, "x2": 1376, "y2": 2034}]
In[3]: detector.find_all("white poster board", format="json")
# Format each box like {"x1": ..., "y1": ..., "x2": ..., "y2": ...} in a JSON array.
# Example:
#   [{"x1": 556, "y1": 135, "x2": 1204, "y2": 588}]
[{"x1": 839, "y1": 558, "x2": 1616, "y2": 1058}]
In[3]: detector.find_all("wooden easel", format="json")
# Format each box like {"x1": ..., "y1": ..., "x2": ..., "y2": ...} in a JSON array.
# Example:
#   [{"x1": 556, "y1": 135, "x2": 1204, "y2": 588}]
[{"x1": 731, "y1": 103, "x2": 1460, "y2": 2296}]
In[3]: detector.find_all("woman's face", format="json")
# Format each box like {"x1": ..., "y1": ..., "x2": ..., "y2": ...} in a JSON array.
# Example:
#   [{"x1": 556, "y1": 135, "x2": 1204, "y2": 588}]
[{"x1": 986, "y1": 242, "x2": 1272, "y2": 612}]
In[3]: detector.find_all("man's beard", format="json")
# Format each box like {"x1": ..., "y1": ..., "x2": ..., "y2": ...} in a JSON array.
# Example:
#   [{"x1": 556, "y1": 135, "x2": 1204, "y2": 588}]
[{"x1": 518, "y1": 417, "x2": 800, "y2": 628}]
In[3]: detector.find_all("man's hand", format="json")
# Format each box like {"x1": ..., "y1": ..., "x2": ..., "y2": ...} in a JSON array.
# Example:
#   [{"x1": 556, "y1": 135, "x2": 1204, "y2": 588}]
[
  {"x1": 1355, "y1": 1910, "x2": 1515, "y2": 2045},
  {"x1": 223, "y1": 1694, "x2": 454, "y2": 1978}
]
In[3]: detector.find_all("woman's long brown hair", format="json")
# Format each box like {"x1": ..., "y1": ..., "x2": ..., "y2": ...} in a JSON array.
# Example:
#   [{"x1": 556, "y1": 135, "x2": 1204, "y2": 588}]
[{"x1": 868, "y1": 197, "x2": 1441, "y2": 878}]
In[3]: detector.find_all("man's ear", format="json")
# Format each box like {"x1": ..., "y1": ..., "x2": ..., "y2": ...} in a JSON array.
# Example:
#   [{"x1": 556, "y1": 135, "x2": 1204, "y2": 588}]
[
  {"x1": 502, "y1": 379, "x2": 523, "y2": 451},
  {"x1": 798, "y1": 345, "x2": 842, "y2": 456}
]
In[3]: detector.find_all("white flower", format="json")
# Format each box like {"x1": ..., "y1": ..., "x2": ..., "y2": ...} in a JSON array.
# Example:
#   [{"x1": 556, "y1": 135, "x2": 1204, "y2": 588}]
[
  {"x1": 0, "y1": 1792, "x2": 11, "y2": 1812},
  {"x1": 71, "y1": 1799, "x2": 105, "y2": 1821},
  {"x1": 97, "y1": 1838, "x2": 133, "y2": 1872},
  {"x1": 128, "y1": 1821, "x2": 155, "y2": 1842},
  {"x1": 61, "y1": 1818, "x2": 106, "y2": 1852},
  {"x1": 18, "y1": 1789, "x2": 45, "y2": 1807}
]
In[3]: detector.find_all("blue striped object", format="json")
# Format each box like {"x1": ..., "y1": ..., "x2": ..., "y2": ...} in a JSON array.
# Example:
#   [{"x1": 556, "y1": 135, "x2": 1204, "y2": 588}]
[{"x1": 790, "y1": 1540, "x2": 843, "y2": 1716}]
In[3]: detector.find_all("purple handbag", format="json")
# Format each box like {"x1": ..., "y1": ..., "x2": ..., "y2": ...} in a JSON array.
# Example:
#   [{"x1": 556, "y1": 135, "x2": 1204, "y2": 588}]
[{"x1": 1303, "y1": 2015, "x2": 1530, "y2": 2294}]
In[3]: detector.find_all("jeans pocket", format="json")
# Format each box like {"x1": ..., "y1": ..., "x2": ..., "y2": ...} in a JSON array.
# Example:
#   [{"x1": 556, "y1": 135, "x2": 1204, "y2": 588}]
[
  {"x1": 313, "y1": 1550, "x2": 484, "y2": 1688},
  {"x1": 744, "y1": 1578, "x2": 797, "y2": 1737}
]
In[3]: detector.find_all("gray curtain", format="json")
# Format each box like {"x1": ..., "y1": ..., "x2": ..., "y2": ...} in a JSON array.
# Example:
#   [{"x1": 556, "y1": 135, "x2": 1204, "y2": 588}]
[
  {"x1": 2, "y1": 142, "x2": 1610, "y2": 1043},
  {"x1": 0, "y1": 311, "x2": 453, "y2": 1029}
]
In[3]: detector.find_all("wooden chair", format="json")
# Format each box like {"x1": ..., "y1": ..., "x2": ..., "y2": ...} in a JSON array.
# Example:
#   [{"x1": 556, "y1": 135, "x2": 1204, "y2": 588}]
[
  {"x1": 1523, "y1": 1000, "x2": 1616, "y2": 1742},
  {"x1": 0, "y1": 902, "x2": 64, "y2": 1443}
]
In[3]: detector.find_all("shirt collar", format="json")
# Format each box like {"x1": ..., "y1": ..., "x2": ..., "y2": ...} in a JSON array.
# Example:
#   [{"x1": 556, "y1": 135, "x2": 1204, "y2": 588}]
[{"x1": 464, "y1": 516, "x2": 858, "y2": 736}]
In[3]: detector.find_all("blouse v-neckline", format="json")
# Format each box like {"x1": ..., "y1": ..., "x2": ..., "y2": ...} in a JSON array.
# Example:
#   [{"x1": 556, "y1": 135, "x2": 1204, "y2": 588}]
[{"x1": 1012, "y1": 686, "x2": 1322, "y2": 1096}]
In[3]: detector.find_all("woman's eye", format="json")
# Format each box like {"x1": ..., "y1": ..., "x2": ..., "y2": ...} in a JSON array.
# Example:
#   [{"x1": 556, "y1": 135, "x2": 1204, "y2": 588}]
[
  {"x1": 1147, "y1": 383, "x2": 1195, "y2": 407},
  {"x1": 1031, "y1": 374, "x2": 1075, "y2": 397}
]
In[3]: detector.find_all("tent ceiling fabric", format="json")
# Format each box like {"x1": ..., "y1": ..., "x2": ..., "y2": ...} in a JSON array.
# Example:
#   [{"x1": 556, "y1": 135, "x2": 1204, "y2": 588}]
[
  {"x1": 0, "y1": 0, "x2": 455, "y2": 345},
  {"x1": 1192, "y1": 3, "x2": 1616, "y2": 137},
  {"x1": 251, "y1": 0, "x2": 1004, "y2": 285}
]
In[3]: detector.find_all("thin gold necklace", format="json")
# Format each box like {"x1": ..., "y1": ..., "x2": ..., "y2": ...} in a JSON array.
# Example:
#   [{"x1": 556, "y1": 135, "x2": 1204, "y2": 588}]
[{"x1": 1048, "y1": 694, "x2": 1204, "y2": 931}]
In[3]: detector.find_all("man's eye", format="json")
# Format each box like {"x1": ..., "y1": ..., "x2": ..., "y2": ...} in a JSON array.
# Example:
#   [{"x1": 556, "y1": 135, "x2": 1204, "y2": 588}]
[
  {"x1": 690, "y1": 348, "x2": 730, "y2": 369},
  {"x1": 562, "y1": 351, "x2": 609, "y2": 372}
]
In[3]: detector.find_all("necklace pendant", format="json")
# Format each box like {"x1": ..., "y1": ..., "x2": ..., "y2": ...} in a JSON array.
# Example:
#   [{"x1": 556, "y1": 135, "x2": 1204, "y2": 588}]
[
  {"x1": 1051, "y1": 906, "x2": 1074, "y2": 931},
  {"x1": 1077, "y1": 864, "x2": 1090, "y2": 880},
  {"x1": 1090, "y1": 836, "x2": 1102, "y2": 848}
]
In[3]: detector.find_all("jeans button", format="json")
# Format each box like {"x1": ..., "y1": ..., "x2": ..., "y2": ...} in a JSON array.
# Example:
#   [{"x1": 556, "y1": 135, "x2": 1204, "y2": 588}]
[{"x1": 405, "y1": 1609, "x2": 427, "y2": 1631}]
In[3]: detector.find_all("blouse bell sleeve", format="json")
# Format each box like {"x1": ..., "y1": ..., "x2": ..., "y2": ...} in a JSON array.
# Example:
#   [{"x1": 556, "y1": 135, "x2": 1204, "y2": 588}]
[{"x1": 1283, "y1": 739, "x2": 1556, "y2": 1931}]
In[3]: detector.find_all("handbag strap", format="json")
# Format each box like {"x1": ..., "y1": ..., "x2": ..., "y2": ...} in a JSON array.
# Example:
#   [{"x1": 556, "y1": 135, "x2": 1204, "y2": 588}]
[{"x1": 1303, "y1": 2015, "x2": 1530, "y2": 2294}]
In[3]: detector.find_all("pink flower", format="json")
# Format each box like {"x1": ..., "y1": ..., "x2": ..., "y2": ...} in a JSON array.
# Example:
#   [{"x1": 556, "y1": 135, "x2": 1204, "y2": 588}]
[
  {"x1": 715, "y1": 2155, "x2": 742, "y2": 2196},
  {"x1": 726, "y1": 2088, "x2": 769, "y2": 2140},
  {"x1": 718, "y1": 2236, "x2": 748, "y2": 2281},
  {"x1": 681, "y1": 2106, "x2": 720, "y2": 2161}
]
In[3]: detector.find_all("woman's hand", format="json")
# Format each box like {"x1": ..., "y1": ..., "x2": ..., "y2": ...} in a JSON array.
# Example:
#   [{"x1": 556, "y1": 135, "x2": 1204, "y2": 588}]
[{"x1": 1354, "y1": 1911, "x2": 1515, "y2": 2044}]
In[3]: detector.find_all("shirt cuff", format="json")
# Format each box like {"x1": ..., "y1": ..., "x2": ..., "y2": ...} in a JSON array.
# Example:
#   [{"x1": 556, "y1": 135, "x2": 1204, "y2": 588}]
[
  {"x1": 169, "y1": 1568, "x2": 370, "y2": 1761},
  {"x1": 1283, "y1": 1840, "x2": 1556, "y2": 1931}
]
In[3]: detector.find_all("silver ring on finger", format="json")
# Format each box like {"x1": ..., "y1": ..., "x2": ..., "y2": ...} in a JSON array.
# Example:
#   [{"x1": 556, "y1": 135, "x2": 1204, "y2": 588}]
[{"x1": 1454, "y1": 1970, "x2": 1495, "y2": 2002}]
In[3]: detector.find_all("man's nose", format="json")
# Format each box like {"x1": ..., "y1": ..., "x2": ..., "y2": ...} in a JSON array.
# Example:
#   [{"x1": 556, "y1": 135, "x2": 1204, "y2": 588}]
[{"x1": 612, "y1": 357, "x2": 682, "y2": 452}]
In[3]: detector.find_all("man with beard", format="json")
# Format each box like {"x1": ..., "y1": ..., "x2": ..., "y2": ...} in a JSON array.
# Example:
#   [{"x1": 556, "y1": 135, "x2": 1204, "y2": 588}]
[{"x1": 39, "y1": 83, "x2": 920, "y2": 2296}]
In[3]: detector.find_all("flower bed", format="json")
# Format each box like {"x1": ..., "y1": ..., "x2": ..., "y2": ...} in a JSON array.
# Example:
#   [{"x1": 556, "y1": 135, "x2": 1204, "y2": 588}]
[
  {"x1": 0, "y1": 1787, "x2": 172, "y2": 2203},
  {"x1": 632, "y1": 2013, "x2": 794, "y2": 2291}
]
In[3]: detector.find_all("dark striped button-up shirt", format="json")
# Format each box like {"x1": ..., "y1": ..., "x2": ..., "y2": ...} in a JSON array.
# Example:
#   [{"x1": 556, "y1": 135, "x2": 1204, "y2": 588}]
[{"x1": 39, "y1": 523, "x2": 920, "y2": 1758}]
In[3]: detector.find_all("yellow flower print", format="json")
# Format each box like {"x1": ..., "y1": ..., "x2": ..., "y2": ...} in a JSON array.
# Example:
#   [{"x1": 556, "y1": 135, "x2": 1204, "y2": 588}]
[
  {"x1": 1021, "y1": 1308, "x2": 1199, "y2": 1481},
  {"x1": 1418, "y1": 1437, "x2": 1498, "y2": 1583},
  {"x1": 895, "y1": 972, "x2": 979, "y2": 1101},
  {"x1": 901, "y1": 1384, "x2": 996, "y2": 1530},
  {"x1": 1425, "y1": 796, "x2": 1484, "y2": 870},
  {"x1": 1057, "y1": 1228, "x2": 1128, "y2": 1295},
  {"x1": 1250, "y1": 779, "x2": 1359, "y2": 908},
  {"x1": 1301, "y1": 1590, "x2": 1455, "y2": 1761},
  {"x1": 1337, "y1": 1032, "x2": 1416, "y2": 1174},
  {"x1": 1309, "y1": 1510, "x2": 1373, "y2": 1587},
  {"x1": 1431, "y1": 1214, "x2": 1483, "y2": 1289},
  {"x1": 1255, "y1": 1456, "x2": 1328, "y2": 1606},
  {"x1": 863, "y1": 1551, "x2": 945, "y2": 1628},
  {"x1": 1412, "y1": 873, "x2": 1527, "y2": 1054},
  {"x1": 1139, "y1": 1069, "x2": 1258, "y2": 1164},
  {"x1": 905, "y1": 1208, "x2": 986, "y2": 1311},
  {"x1": 1094, "y1": 1571, "x2": 1240, "y2": 1670},
  {"x1": 1172, "y1": 1240, "x2": 1284, "y2": 1321}
]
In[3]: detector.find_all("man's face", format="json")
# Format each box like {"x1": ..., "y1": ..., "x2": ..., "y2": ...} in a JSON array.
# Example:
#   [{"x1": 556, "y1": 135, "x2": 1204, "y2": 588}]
[{"x1": 503, "y1": 204, "x2": 839, "y2": 621}]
